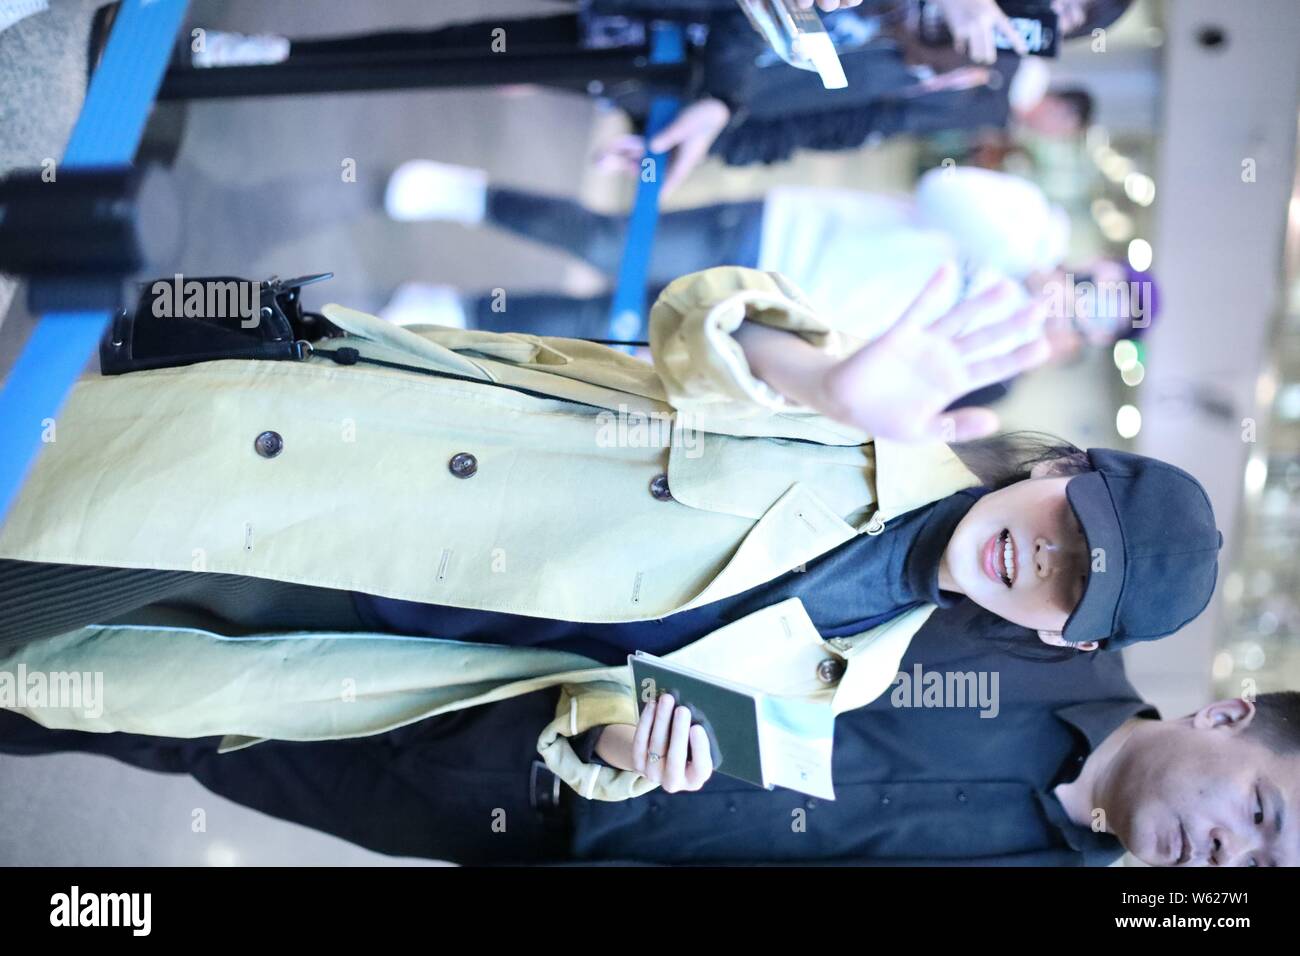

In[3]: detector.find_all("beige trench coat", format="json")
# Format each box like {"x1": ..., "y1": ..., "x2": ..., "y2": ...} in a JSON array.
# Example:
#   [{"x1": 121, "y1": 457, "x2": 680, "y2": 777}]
[{"x1": 0, "y1": 268, "x2": 980, "y2": 799}]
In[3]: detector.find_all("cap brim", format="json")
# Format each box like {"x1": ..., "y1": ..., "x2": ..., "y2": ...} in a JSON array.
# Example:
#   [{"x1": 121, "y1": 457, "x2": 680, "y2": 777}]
[{"x1": 1063, "y1": 472, "x2": 1126, "y2": 643}]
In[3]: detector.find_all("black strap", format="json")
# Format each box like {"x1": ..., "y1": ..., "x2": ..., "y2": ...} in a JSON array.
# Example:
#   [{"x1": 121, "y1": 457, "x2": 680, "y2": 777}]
[{"x1": 310, "y1": 345, "x2": 610, "y2": 410}]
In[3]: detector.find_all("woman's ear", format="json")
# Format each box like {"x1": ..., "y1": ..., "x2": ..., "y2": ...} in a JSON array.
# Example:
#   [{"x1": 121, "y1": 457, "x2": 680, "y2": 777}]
[
  {"x1": 1029, "y1": 456, "x2": 1076, "y2": 480},
  {"x1": 1037, "y1": 631, "x2": 1099, "y2": 652}
]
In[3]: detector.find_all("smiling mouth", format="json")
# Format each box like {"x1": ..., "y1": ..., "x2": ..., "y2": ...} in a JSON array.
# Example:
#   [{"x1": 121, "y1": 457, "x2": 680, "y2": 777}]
[
  {"x1": 995, "y1": 529, "x2": 1016, "y2": 588},
  {"x1": 982, "y1": 529, "x2": 1018, "y2": 588}
]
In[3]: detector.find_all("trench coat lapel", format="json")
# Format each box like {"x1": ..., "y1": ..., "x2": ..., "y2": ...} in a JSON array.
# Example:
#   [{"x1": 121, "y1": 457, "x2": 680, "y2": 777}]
[
  {"x1": 675, "y1": 483, "x2": 858, "y2": 610},
  {"x1": 671, "y1": 436, "x2": 980, "y2": 606},
  {"x1": 871, "y1": 436, "x2": 982, "y2": 525}
]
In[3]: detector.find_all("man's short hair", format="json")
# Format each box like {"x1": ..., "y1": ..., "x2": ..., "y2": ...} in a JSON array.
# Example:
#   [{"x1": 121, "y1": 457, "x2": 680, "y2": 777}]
[
  {"x1": 1051, "y1": 88, "x2": 1095, "y2": 128},
  {"x1": 1067, "y1": 0, "x2": 1136, "y2": 40},
  {"x1": 1245, "y1": 692, "x2": 1300, "y2": 754}
]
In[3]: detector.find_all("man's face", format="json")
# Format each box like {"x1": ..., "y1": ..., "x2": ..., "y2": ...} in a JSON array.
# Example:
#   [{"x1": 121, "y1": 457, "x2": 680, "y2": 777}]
[{"x1": 1102, "y1": 700, "x2": 1300, "y2": 866}]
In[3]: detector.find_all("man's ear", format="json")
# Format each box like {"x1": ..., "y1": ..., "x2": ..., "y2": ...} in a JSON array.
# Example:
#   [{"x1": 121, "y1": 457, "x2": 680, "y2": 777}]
[
  {"x1": 1029, "y1": 456, "x2": 1076, "y2": 480},
  {"x1": 1191, "y1": 698, "x2": 1257, "y2": 732},
  {"x1": 1038, "y1": 631, "x2": 1099, "y2": 652}
]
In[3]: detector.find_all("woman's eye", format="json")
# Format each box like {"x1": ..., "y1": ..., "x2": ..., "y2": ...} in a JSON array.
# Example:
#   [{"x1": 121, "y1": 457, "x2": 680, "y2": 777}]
[{"x1": 1254, "y1": 788, "x2": 1264, "y2": 826}]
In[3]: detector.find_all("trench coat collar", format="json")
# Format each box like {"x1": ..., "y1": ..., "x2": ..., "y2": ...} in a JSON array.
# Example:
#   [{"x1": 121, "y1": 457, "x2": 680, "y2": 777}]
[
  {"x1": 676, "y1": 439, "x2": 980, "y2": 624},
  {"x1": 871, "y1": 436, "x2": 982, "y2": 524},
  {"x1": 321, "y1": 303, "x2": 496, "y2": 380}
]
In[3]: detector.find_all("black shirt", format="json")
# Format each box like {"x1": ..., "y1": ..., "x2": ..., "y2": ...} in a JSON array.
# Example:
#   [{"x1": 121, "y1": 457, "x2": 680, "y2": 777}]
[{"x1": 568, "y1": 608, "x2": 1155, "y2": 865}]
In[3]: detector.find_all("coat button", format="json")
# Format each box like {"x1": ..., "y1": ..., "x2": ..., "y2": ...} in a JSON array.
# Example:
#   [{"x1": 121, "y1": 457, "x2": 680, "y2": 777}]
[
  {"x1": 448, "y1": 452, "x2": 478, "y2": 479},
  {"x1": 816, "y1": 658, "x2": 845, "y2": 684},
  {"x1": 649, "y1": 473, "x2": 673, "y2": 501},
  {"x1": 254, "y1": 431, "x2": 284, "y2": 458}
]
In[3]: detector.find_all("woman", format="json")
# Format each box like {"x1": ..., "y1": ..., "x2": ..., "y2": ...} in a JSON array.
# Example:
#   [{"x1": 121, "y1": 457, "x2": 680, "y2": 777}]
[
  {"x1": 381, "y1": 161, "x2": 1074, "y2": 342},
  {"x1": 0, "y1": 265, "x2": 1216, "y2": 801},
  {"x1": 382, "y1": 161, "x2": 1153, "y2": 398}
]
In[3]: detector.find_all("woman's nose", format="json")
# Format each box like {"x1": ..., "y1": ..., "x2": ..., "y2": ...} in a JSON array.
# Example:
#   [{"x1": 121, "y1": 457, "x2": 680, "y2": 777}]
[
  {"x1": 1034, "y1": 536, "x2": 1055, "y2": 579},
  {"x1": 1036, "y1": 535, "x2": 1090, "y2": 579}
]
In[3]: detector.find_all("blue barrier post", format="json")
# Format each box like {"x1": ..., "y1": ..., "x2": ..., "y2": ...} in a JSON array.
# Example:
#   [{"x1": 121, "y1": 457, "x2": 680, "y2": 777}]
[
  {"x1": 0, "y1": 0, "x2": 189, "y2": 523},
  {"x1": 605, "y1": 23, "x2": 685, "y2": 349}
]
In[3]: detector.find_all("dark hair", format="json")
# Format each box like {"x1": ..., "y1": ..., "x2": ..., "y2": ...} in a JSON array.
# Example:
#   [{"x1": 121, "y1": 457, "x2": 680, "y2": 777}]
[
  {"x1": 1066, "y1": 0, "x2": 1136, "y2": 40},
  {"x1": 946, "y1": 432, "x2": 1098, "y2": 660},
  {"x1": 1244, "y1": 692, "x2": 1300, "y2": 754},
  {"x1": 950, "y1": 430, "x2": 1092, "y2": 490},
  {"x1": 1050, "y1": 88, "x2": 1095, "y2": 128}
]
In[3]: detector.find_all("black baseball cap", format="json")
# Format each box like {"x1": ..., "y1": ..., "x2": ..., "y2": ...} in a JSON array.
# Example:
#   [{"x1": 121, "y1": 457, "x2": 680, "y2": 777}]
[{"x1": 1063, "y1": 448, "x2": 1221, "y2": 648}]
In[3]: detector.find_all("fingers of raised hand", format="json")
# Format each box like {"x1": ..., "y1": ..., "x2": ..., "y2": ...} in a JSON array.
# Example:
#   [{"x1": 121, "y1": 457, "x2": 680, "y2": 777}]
[
  {"x1": 926, "y1": 278, "x2": 1020, "y2": 339},
  {"x1": 929, "y1": 406, "x2": 1001, "y2": 443},
  {"x1": 963, "y1": 336, "x2": 1052, "y2": 391},
  {"x1": 649, "y1": 100, "x2": 716, "y2": 154},
  {"x1": 951, "y1": 301, "x2": 1047, "y2": 359},
  {"x1": 968, "y1": 20, "x2": 995, "y2": 64},
  {"x1": 593, "y1": 134, "x2": 646, "y2": 174},
  {"x1": 992, "y1": 9, "x2": 1028, "y2": 56},
  {"x1": 894, "y1": 263, "x2": 962, "y2": 336},
  {"x1": 660, "y1": 133, "x2": 709, "y2": 196}
]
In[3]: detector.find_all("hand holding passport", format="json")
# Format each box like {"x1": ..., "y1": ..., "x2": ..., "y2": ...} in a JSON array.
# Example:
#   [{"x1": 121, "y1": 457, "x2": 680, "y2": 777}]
[{"x1": 627, "y1": 652, "x2": 837, "y2": 800}]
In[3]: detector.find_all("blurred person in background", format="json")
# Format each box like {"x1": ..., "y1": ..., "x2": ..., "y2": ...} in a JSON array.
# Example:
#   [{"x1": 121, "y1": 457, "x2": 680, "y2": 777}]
[
  {"x1": 187, "y1": 0, "x2": 1125, "y2": 194},
  {"x1": 381, "y1": 160, "x2": 1153, "y2": 402}
]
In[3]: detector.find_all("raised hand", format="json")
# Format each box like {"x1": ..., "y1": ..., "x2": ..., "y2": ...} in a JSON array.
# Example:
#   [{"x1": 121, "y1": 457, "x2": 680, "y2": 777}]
[
  {"x1": 736, "y1": 264, "x2": 1050, "y2": 443},
  {"x1": 932, "y1": 0, "x2": 1029, "y2": 64},
  {"x1": 592, "y1": 98, "x2": 731, "y2": 198},
  {"x1": 818, "y1": 266, "x2": 1049, "y2": 441}
]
